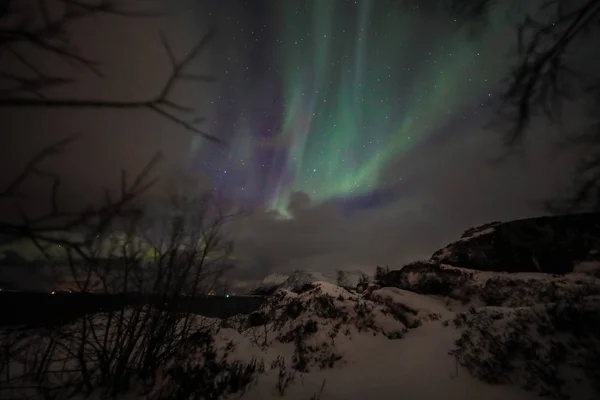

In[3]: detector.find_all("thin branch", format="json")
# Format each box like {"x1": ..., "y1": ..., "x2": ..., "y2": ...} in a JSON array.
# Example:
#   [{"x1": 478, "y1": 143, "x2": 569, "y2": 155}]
[
  {"x1": 0, "y1": 134, "x2": 80, "y2": 199},
  {"x1": 0, "y1": 135, "x2": 162, "y2": 248},
  {"x1": 501, "y1": 0, "x2": 600, "y2": 147},
  {"x1": 0, "y1": 28, "x2": 222, "y2": 144},
  {"x1": 446, "y1": 0, "x2": 600, "y2": 210}
]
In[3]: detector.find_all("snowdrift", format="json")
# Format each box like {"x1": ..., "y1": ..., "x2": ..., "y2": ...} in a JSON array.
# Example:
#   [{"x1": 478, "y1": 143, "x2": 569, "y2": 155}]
[{"x1": 3, "y1": 264, "x2": 600, "y2": 400}]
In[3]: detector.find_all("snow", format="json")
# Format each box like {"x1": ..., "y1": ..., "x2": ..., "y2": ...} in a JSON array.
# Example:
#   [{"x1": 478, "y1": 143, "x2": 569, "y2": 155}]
[
  {"x1": 216, "y1": 279, "x2": 546, "y2": 399},
  {"x1": 3, "y1": 269, "x2": 598, "y2": 400},
  {"x1": 229, "y1": 271, "x2": 598, "y2": 400},
  {"x1": 371, "y1": 286, "x2": 453, "y2": 320},
  {"x1": 261, "y1": 273, "x2": 289, "y2": 286},
  {"x1": 460, "y1": 227, "x2": 496, "y2": 241},
  {"x1": 257, "y1": 270, "x2": 369, "y2": 293},
  {"x1": 235, "y1": 325, "x2": 535, "y2": 400},
  {"x1": 450, "y1": 300, "x2": 600, "y2": 399},
  {"x1": 218, "y1": 282, "x2": 539, "y2": 400}
]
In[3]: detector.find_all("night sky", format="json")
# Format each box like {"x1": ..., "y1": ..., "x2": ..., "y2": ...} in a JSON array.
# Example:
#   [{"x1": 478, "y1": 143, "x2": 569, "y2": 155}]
[
  {"x1": 194, "y1": 1, "x2": 508, "y2": 217},
  {"x1": 1, "y1": 0, "x2": 585, "y2": 279}
]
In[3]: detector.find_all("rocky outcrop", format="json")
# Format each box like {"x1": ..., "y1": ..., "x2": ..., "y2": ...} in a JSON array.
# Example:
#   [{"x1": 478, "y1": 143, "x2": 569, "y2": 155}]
[
  {"x1": 243, "y1": 272, "x2": 600, "y2": 399},
  {"x1": 431, "y1": 213, "x2": 600, "y2": 274},
  {"x1": 379, "y1": 262, "x2": 600, "y2": 307},
  {"x1": 379, "y1": 261, "x2": 476, "y2": 300},
  {"x1": 250, "y1": 269, "x2": 369, "y2": 296},
  {"x1": 450, "y1": 297, "x2": 600, "y2": 399}
]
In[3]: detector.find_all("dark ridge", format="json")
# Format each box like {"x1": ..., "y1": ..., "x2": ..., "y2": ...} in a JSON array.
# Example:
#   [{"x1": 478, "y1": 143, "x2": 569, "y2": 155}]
[{"x1": 431, "y1": 213, "x2": 600, "y2": 274}]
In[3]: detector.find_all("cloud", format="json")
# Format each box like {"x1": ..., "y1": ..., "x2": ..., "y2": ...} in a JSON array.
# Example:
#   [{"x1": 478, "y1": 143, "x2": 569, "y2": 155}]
[
  {"x1": 287, "y1": 191, "x2": 312, "y2": 215},
  {"x1": 228, "y1": 187, "x2": 437, "y2": 279},
  {"x1": 226, "y1": 118, "x2": 579, "y2": 281}
]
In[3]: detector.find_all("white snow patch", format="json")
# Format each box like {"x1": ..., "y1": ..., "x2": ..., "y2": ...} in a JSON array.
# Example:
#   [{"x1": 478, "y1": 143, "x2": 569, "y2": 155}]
[
  {"x1": 5, "y1": 271, "x2": 597, "y2": 400},
  {"x1": 371, "y1": 286, "x2": 453, "y2": 320},
  {"x1": 240, "y1": 320, "x2": 537, "y2": 400},
  {"x1": 257, "y1": 270, "x2": 369, "y2": 294},
  {"x1": 460, "y1": 227, "x2": 496, "y2": 241}
]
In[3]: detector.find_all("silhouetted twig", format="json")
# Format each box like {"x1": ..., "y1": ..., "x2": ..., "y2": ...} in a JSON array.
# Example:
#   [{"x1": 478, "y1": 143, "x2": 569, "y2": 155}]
[
  {"x1": 0, "y1": 135, "x2": 161, "y2": 250},
  {"x1": 0, "y1": 0, "x2": 221, "y2": 143},
  {"x1": 418, "y1": 0, "x2": 600, "y2": 209}
]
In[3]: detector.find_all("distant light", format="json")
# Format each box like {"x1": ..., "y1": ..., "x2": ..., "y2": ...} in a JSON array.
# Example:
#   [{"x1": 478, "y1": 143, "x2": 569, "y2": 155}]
[
  {"x1": 51, "y1": 291, "x2": 56, "y2": 295},
  {"x1": 226, "y1": 294, "x2": 230, "y2": 298}
]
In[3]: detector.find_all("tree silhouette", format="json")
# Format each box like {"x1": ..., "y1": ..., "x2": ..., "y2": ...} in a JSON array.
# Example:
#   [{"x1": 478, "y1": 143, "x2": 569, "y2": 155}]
[
  {"x1": 441, "y1": 0, "x2": 600, "y2": 210},
  {"x1": 0, "y1": 0, "x2": 222, "y2": 246},
  {"x1": 0, "y1": 0, "x2": 221, "y2": 143}
]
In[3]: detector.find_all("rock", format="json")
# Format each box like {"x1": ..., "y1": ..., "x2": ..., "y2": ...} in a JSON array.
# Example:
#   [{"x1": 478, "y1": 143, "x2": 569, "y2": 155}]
[
  {"x1": 431, "y1": 213, "x2": 600, "y2": 274},
  {"x1": 252, "y1": 270, "x2": 372, "y2": 296},
  {"x1": 247, "y1": 311, "x2": 269, "y2": 327},
  {"x1": 380, "y1": 261, "x2": 476, "y2": 300},
  {"x1": 357, "y1": 281, "x2": 379, "y2": 295},
  {"x1": 379, "y1": 261, "x2": 600, "y2": 307}
]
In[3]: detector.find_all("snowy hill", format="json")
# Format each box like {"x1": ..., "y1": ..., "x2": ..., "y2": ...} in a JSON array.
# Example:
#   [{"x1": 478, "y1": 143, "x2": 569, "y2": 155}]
[
  {"x1": 160, "y1": 268, "x2": 599, "y2": 400},
  {"x1": 380, "y1": 260, "x2": 600, "y2": 307},
  {"x1": 431, "y1": 213, "x2": 600, "y2": 273},
  {"x1": 250, "y1": 269, "x2": 369, "y2": 295},
  {"x1": 3, "y1": 267, "x2": 599, "y2": 400},
  {"x1": 4, "y1": 214, "x2": 600, "y2": 399},
  {"x1": 230, "y1": 268, "x2": 600, "y2": 400}
]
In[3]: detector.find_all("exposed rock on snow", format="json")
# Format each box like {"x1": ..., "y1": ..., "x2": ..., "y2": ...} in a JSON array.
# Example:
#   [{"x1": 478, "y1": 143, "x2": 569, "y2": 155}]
[
  {"x1": 251, "y1": 269, "x2": 369, "y2": 295},
  {"x1": 431, "y1": 213, "x2": 600, "y2": 273},
  {"x1": 369, "y1": 286, "x2": 453, "y2": 324},
  {"x1": 4, "y1": 269, "x2": 600, "y2": 400},
  {"x1": 5, "y1": 213, "x2": 600, "y2": 400},
  {"x1": 237, "y1": 281, "x2": 411, "y2": 372},
  {"x1": 381, "y1": 261, "x2": 477, "y2": 301},
  {"x1": 380, "y1": 262, "x2": 600, "y2": 308},
  {"x1": 231, "y1": 270, "x2": 600, "y2": 400},
  {"x1": 371, "y1": 260, "x2": 600, "y2": 399},
  {"x1": 450, "y1": 296, "x2": 600, "y2": 400}
]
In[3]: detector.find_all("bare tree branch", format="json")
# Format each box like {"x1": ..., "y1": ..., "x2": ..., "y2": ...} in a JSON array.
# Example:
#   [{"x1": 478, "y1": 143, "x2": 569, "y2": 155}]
[
  {"x1": 0, "y1": 135, "x2": 162, "y2": 249},
  {"x1": 499, "y1": 0, "x2": 600, "y2": 146},
  {"x1": 413, "y1": 0, "x2": 600, "y2": 210},
  {"x1": 436, "y1": 0, "x2": 600, "y2": 146},
  {"x1": 0, "y1": 133, "x2": 79, "y2": 199},
  {"x1": 0, "y1": 0, "x2": 222, "y2": 143}
]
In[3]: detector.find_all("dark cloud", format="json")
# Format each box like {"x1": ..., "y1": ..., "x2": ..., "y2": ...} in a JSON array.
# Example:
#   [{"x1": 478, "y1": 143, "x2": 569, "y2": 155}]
[{"x1": 227, "y1": 115, "x2": 580, "y2": 280}]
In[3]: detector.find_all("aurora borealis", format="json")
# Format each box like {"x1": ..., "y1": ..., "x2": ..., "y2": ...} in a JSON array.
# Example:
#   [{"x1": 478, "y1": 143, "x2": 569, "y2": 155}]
[
  {"x1": 190, "y1": 0, "x2": 514, "y2": 218},
  {"x1": 0, "y1": 0, "x2": 586, "y2": 276}
]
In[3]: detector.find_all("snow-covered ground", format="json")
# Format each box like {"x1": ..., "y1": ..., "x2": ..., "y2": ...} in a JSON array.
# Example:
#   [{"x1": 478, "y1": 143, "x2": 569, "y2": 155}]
[
  {"x1": 229, "y1": 281, "x2": 539, "y2": 400},
  {"x1": 253, "y1": 270, "x2": 368, "y2": 294},
  {"x1": 2, "y1": 266, "x2": 599, "y2": 400}
]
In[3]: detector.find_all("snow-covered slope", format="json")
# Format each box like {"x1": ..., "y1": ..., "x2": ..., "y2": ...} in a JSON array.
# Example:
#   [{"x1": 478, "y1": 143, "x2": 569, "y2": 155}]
[
  {"x1": 3, "y1": 268, "x2": 599, "y2": 399},
  {"x1": 381, "y1": 260, "x2": 600, "y2": 308},
  {"x1": 450, "y1": 298, "x2": 600, "y2": 399},
  {"x1": 157, "y1": 268, "x2": 598, "y2": 400},
  {"x1": 251, "y1": 269, "x2": 369, "y2": 295}
]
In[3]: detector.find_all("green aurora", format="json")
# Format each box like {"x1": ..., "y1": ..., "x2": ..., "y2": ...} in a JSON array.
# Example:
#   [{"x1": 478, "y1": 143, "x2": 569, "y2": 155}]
[{"x1": 193, "y1": 0, "x2": 515, "y2": 218}]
